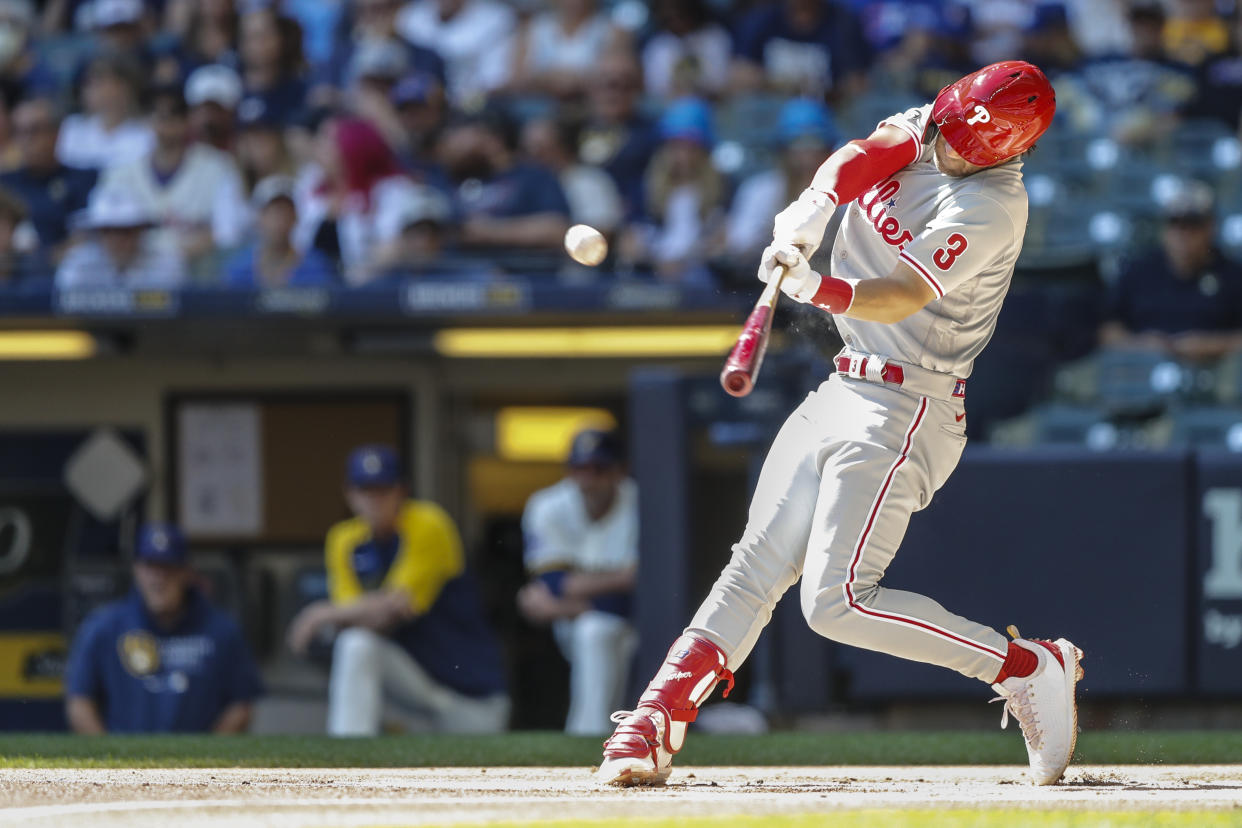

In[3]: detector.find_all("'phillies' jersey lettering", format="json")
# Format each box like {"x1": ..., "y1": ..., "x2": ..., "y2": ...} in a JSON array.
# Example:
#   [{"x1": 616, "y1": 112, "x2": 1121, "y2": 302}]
[
  {"x1": 857, "y1": 179, "x2": 914, "y2": 250},
  {"x1": 933, "y1": 233, "x2": 969, "y2": 270}
]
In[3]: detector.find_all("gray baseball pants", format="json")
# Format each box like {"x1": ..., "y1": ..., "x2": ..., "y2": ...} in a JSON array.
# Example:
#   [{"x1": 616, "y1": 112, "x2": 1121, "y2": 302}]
[{"x1": 687, "y1": 373, "x2": 1009, "y2": 683}]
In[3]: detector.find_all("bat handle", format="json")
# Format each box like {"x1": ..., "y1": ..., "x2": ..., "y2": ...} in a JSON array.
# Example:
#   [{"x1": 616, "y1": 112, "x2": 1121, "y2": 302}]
[{"x1": 758, "y1": 264, "x2": 787, "y2": 308}]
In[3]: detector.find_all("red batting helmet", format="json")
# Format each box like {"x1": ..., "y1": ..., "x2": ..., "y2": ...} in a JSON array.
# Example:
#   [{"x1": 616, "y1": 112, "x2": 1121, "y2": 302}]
[{"x1": 931, "y1": 61, "x2": 1055, "y2": 167}]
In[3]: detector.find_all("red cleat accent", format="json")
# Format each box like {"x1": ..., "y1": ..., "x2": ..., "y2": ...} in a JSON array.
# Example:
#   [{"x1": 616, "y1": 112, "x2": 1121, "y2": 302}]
[
  {"x1": 598, "y1": 634, "x2": 733, "y2": 785},
  {"x1": 994, "y1": 637, "x2": 1065, "y2": 684}
]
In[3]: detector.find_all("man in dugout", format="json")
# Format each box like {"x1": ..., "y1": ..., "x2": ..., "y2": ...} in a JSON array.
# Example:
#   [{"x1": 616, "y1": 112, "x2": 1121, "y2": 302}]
[
  {"x1": 517, "y1": 428, "x2": 639, "y2": 735},
  {"x1": 65, "y1": 522, "x2": 263, "y2": 733},
  {"x1": 287, "y1": 444, "x2": 509, "y2": 735}
]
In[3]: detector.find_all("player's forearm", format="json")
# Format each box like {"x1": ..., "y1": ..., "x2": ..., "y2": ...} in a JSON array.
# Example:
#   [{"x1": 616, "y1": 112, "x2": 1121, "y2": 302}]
[
  {"x1": 325, "y1": 592, "x2": 410, "y2": 632},
  {"x1": 836, "y1": 275, "x2": 934, "y2": 324},
  {"x1": 66, "y1": 696, "x2": 106, "y2": 734},
  {"x1": 563, "y1": 568, "x2": 636, "y2": 599},
  {"x1": 212, "y1": 702, "x2": 253, "y2": 734}
]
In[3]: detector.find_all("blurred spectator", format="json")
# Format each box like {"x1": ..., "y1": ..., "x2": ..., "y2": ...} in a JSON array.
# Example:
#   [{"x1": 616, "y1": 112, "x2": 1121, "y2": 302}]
[
  {"x1": 369, "y1": 183, "x2": 479, "y2": 279},
  {"x1": 239, "y1": 6, "x2": 308, "y2": 126},
  {"x1": 186, "y1": 64, "x2": 243, "y2": 152},
  {"x1": 506, "y1": 0, "x2": 622, "y2": 100},
  {"x1": 1164, "y1": 0, "x2": 1230, "y2": 67},
  {"x1": 0, "y1": 1, "x2": 56, "y2": 103},
  {"x1": 297, "y1": 116, "x2": 430, "y2": 285},
  {"x1": 1062, "y1": 0, "x2": 1132, "y2": 58},
  {"x1": 517, "y1": 428, "x2": 637, "y2": 736},
  {"x1": 235, "y1": 102, "x2": 297, "y2": 195},
  {"x1": 225, "y1": 175, "x2": 335, "y2": 288},
  {"x1": 619, "y1": 98, "x2": 724, "y2": 284},
  {"x1": 283, "y1": 0, "x2": 348, "y2": 70},
  {"x1": 723, "y1": 97, "x2": 838, "y2": 262},
  {"x1": 842, "y1": 2, "x2": 973, "y2": 98},
  {"x1": 439, "y1": 109, "x2": 571, "y2": 263},
  {"x1": 1020, "y1": 3, "x2": 1083, "y2": 76},
  {"x1": 1100, "y1": 179, "x2": 1242, "y2": 361},
  {"x1": 731, "y1": 0, "x2": 871, "y2": 100},
  {"x1": 319, "y1": 0, "x2": 444, "y2": 97},
  {"x1": 87, "y1": 0, "x2": 153, "y2": 66},
  {"x1": 97, "y1": 83, "x2": 248, "y2": 275},
  {"x1": 0, "y1": 96, "x2": 97, "y2": 257},
  {"x1": 1066, "y1": 1, "x2": 1196, "y2": 145},
  {"x1": 521, "y1": 115, "x2": 623, "y2": 236},
  {"x1": 287, "y1": 445, "x2": 509, "y2": 735},
  {"x1": 56, "y1": 52, "x2": 154, "y2": 170},
  {"x1": 1184, "y1": 12, "x2": 1242, "y2": 131},
  {"x1": 953, "y1": 0, "x2": 1046, "y2": 67},
  {"x1": 395, "y1": 0, "x2": 514, "y2": 106},
  {"x1": 390, "y1": 73, "x2": 449, "y2": 170},
  {"x1": 155, "y1": 0, "x2": 239, "y2": 85},
  {"x1": 341, "y1": 39, "x2": 414, "y2": 151},
  {"x1": 54, "y1": 188, "x2": 187, "y2": 289},
  {"x1": 642, "y1": 0, "x2": 731, "y2": 101},
  {"x1": 0, "y1": 185, "x2": 41, "y2": 284},
  {"x1": 578, "y1": 48, "x2": 658, "y2": 221},
  {"x1": 64, "y1": 523, "x2": 264, "y2": 734}
]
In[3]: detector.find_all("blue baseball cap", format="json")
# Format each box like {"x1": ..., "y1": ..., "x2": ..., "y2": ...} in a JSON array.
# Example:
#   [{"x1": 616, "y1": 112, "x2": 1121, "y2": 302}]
[
  {"x1": 775, "y1": 98, "x2": 839, "y2": 149},
  {"x1": 391, "y1": 73, "x2": 437, "y2": 107},
  {"x1": 567, "y1": 429, "x2": 623, "y2": 467},
  {"x1": 135, "y1": 523, "x2": 188, "y2": 565},
  {"x1": 658, "y1": 98, "x2": 714, "y2": 147},
  {"x1": 346, "y1": 444, "x2": 403, "y2": 487}
]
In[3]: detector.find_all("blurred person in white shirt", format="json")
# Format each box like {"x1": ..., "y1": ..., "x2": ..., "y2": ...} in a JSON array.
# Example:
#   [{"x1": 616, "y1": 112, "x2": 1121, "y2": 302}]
[
  {"x1": 521, "y1": 115, "x2": 623, "y2": 238},
  {"x1": 55, "y1": 188, "x2": 186, "y2": 289},
  {"x1": 56, "y1": 52, "x2": 153, "y2": 170},
  {"x1": 395, "y1": 0, "x2": 513, "y2": 106},
  {"x1": 185, "y1": 64, "x2": 243, "y2": 153},
  {"x1": 97, "y1": 83, "x2": 248, "y2": 278},
  {"x1": 723, "y1": 98, "x2": 839, "y2": 263},
  {"x1": 505, "y1": 0, "x2": 623, "y2": 100},
  {"x1": 641, "y1": 0, "x2": 732, "y2": 102},
  {"x1": 617, "y1": 98, "x2": 724, "y2": 285}
]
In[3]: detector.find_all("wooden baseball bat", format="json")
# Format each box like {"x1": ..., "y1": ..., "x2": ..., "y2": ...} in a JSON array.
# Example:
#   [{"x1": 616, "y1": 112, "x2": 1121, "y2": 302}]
[{"x1": 719, "y1": 265, "x2": 786, "y2": 398}]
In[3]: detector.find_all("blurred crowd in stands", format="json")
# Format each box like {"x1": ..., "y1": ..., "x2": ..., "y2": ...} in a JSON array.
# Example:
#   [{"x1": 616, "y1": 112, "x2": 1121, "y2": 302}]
[{"x1": 0, "y1": 0, "x2": 1238, "y2": 293}]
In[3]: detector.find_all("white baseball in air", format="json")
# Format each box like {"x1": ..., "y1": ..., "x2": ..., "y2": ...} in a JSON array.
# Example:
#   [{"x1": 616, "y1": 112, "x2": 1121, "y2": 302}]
[{"x1": 564, "y1": 224, "x2": 608, "y2": 266}]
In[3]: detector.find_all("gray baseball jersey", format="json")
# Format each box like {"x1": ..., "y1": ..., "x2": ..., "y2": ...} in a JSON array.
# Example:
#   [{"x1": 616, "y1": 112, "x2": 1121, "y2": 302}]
[
  {"x1": 833, "y1": 104, "x2": 1029, "y2": 379},
  {"x1": 684, "y1": 106, "x2": 1028, "y2": 685}
]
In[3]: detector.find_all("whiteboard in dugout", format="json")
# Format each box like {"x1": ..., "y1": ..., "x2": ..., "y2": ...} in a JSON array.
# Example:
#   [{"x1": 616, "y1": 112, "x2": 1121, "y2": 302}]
[{"x1": 177, "y1": 403, "x2": 263, "y2": 537}]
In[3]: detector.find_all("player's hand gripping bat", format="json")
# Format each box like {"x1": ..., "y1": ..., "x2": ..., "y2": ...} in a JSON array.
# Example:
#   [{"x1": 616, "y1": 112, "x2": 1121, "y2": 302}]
[{"x1": 720, "y1": 264, "x2": 786, "y2": 397}]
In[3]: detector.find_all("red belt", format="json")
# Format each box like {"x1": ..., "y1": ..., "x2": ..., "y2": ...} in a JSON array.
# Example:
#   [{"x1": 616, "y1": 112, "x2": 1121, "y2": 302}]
[{"x1": 835, "y1": 355, "x2": 905, "y2": 386}]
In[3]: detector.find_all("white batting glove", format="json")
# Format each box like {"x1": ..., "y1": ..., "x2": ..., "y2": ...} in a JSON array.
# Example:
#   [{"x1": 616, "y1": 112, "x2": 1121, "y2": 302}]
[
  {"x1": 757, "y1": 243, "x2": 821, "y2": 303},
  {"x1": 771, "y1": 188, "x2": 837, "y2": 259}
]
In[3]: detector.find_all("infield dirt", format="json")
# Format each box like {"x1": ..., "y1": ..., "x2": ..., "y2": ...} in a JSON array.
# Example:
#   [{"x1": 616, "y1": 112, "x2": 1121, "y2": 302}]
[{"x1": 2, "y1": 765, "x2": 1241, "y2": 827}]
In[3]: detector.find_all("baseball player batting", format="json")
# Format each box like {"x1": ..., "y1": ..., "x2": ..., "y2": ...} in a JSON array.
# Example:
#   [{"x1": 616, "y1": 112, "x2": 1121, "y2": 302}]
[{"x1": 599, "y1": 61, "x2": 1084, "y2": 787}]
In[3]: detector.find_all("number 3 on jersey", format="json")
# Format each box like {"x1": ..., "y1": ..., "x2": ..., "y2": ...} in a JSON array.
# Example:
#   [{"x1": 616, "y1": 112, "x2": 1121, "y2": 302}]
[{"x1": 933, "y1": 233, "x2": 968, "y2": 270}]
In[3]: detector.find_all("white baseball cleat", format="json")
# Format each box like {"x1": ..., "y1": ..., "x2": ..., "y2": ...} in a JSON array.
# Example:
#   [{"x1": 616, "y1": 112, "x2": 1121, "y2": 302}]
[
  {"x1": 990, "y1": 637, "x2": 1085, "y2": 786},
  {"x1": 596, "y1": 707, "x2": 674, "y2": 786}
]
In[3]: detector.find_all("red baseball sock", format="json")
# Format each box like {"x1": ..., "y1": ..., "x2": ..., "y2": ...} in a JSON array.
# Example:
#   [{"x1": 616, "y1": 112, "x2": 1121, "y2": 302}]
[{"x1": 993, "y1": 640, "x2": 1064, "y2": 684}]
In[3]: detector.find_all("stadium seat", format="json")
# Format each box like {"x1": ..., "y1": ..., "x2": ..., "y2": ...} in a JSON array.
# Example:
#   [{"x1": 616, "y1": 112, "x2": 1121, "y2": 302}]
[
  {"x1": 1052, "y1": 348, "x2": 1189, "y2": 416},
  {"x1": 1167, "y1": 405, "x2": 1242, "y2": 451},
  {"x1": 987, "y1": 403, "x2": 1114, "y2": 448},
  {"x1": 1208, "y1": 350, "x2": 1242, "y2": 402}
]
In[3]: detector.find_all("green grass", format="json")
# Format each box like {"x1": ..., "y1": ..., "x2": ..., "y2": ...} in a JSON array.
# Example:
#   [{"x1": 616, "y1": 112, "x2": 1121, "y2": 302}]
[
  {"x1": 0, "y1": 730, "x2": 1239, "y2": 768},
  {"x1": 403, "y1": 814, "x2": 1242, "y2": 828}
]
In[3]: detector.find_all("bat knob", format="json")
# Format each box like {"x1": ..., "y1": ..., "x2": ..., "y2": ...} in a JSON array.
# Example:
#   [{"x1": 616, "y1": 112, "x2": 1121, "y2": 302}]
[{"x1": 721, "y1": 371, "x2": 753, "y2": 398}]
